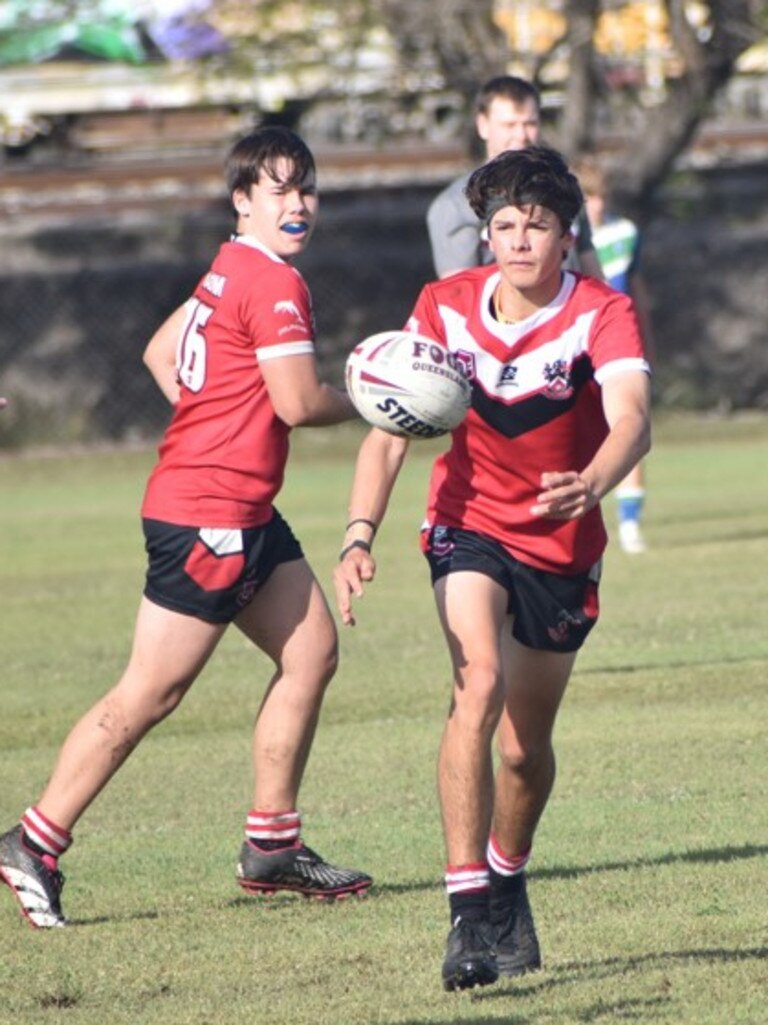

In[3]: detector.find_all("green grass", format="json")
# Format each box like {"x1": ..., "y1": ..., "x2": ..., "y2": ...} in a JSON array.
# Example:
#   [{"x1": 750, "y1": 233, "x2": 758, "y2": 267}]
[{"x1": 0, "y1": 415, "x2": 766, "y2": 1025}]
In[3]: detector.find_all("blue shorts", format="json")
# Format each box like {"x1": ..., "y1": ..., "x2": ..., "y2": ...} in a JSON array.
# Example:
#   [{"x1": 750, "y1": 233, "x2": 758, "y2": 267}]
[
  {"x1": 422, "y1": 525, "x2": 601, "y2": 652},
  {"x1": 143, "y1": 510, "x2": 303, "y2": 624}
]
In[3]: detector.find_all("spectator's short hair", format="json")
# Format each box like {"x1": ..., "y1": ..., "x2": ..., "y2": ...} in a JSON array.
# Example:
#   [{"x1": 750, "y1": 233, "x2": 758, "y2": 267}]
[{"x1": 474, "y1": 75, "x2": 541, "y2": 116}]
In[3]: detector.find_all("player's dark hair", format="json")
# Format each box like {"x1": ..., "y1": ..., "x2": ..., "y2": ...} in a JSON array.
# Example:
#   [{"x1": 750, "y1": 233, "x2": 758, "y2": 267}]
[
  {"x1": 225, "y1": 126, "x2": 316, "y2": 201},
  {"x1": 464, "y1": 145, "x2": 583, "y2": 233},
  {"x1": 474, "y1": 75, "x2": 541, "y2": 116}
]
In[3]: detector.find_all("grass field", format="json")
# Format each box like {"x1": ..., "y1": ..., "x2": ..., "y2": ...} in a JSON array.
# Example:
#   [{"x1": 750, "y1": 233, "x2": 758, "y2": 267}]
[{"x1": 0, "y1": 414, "x2": 766, "y2": 1025}]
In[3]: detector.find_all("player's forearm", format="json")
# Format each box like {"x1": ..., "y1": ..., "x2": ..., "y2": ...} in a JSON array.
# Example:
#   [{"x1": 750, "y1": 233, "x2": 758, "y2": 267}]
[
  {"x1": 143, "y1": 348, "x2": 180, "y2": 405},
  {"x1": 280, "y1": 384, "x2": 357, "y2": 427},
  {"x1": 344, "y1": 430, "x2": 409, "y2": 537},
  {"x1": 582, "y1": 410, "x2": 651, "y2": 501},
  {"x1": 143, "y1": 305, "x2": 186, "y2": 405},
  {"x1": 145, "y1": 362, "x2": 181, "y2": 405}
]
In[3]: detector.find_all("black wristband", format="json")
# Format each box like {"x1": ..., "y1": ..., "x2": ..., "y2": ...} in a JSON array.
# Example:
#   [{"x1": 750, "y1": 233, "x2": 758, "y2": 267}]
[
  {"x1": 345, "y1": 517, "x2": 378, "y2": 536},
  {"x1": 339, "y1": 539, "x2": 372, "y2": 561}
]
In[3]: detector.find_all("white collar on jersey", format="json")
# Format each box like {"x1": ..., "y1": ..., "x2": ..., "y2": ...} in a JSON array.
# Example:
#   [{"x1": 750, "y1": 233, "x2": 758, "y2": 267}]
[
  {"x1": 481, "y1": 270, "x2": 577, "y2": 338},
  {"x1": 230, "y1": 233, "x2": 286, "y2": 264}
]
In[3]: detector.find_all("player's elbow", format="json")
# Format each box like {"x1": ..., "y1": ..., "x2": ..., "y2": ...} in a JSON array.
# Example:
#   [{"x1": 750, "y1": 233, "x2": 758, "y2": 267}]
[
  {"x1": 142, "y1": 343, "x2": 166, "y2": 377},
  {"x1": 272, "y1": 395, "x2": 318, "y2": 427},
  {"x1": 631, "y1": 411, "x2": 652, "y2": 461},
  {"x1": 275, "y1": 404, "x2": 309, "y2": 427},
  {"x1": 640, "y1": 418, "x2": 652, "y2": 458}
]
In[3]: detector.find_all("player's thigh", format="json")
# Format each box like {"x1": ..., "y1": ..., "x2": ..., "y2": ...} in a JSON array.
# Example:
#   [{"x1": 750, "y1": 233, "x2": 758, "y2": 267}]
[
  {"x1": 434, "y1": 570, "x2": 510, "y2": 679},
  {"x1": 123, "y1": 596, "x2": 227, "y2": 695},
  {"x1": 234, "y1": 558, "x2": 337, "y2": 671},
  {"x1": 498, "y1": 632, "x2": 577, "y2": 750}
]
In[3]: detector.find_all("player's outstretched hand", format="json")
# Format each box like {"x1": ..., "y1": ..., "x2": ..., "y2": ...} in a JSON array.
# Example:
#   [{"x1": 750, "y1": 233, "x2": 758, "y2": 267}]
[
  {"x1": 0, "y1": 397, "x2": 7, "y2": 410},
  {"x1": 530, "y1": 471, "x2": 598, "y2": 520},
  {"x1": 333, "y1": 549, "x2": 376, "y2": 627}
]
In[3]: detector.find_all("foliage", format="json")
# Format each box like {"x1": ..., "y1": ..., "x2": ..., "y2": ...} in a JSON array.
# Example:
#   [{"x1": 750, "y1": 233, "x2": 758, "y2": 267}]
[
  {"x1": 207, "y1": 0, "x2": 388, "y2": 79},
  {"x1": 606, "y1": 0, "x2": 763, "y2": 214},
  {"x1": 378, "y1": 1, "x2": 764, "y2": 216},
  {"x1": 377, "y1": 0, "x2": 509, "y2": 98},
  {"x1": 1, "y1": 2, "x2": 764, "y2": 216}
]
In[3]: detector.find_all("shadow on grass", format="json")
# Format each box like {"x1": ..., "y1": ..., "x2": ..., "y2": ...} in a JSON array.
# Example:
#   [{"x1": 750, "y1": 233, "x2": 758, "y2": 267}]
[
  {"x1": 533, "y1": 842, "x2": 768, "y2": 883},
  {"x1": 453, "y1": 945, "x2": 767, "y2": 1023},
  {"x1": 396, "y1": 993, "x2": 671, "y2": 1025},
  {"x1": 479, "y1": 943, "x2": 768, "y2": 999},
  {"x1": 368, "y1": 842, "x2": 768, "y2": 896},
  {"x1": 68, "y1": 843, "x2": 766, "y2": 925},
  {"x1": 578, "y1": 652, "x2": 767, "y2": 676}
]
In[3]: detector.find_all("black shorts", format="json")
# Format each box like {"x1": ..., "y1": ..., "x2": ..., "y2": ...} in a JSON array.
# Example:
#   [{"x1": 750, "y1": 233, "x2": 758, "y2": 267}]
[
  {"x1": 143, "y1": 510, "x2": 304, "y2": 624},
  {"x1": 422, "y1": 525, "x2": 601, "y2": 652}
]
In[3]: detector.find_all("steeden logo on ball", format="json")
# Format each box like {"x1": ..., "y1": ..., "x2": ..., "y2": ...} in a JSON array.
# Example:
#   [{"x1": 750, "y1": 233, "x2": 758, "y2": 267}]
[{"x1": 346, "y1": 331, "x2": 471, "y2": 439}]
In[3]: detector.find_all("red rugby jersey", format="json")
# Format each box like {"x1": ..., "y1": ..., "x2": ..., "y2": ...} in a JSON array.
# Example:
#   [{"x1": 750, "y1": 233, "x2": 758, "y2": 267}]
[
  {"x1": 406, "y1": 268, "x2": 649, "y2": 574},
  {"x1": 142, "y1": 236, "x2": 315, "y2": 528}
]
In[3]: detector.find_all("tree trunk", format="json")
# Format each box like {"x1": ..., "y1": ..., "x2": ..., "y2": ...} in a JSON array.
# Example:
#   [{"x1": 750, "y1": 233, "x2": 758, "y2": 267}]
[
  {"x1": 555, "y1": 0, "x2": 601, "y2": 158},
  {"x1": 612, "y1": 0, "x2": 760, "y2": 217}
]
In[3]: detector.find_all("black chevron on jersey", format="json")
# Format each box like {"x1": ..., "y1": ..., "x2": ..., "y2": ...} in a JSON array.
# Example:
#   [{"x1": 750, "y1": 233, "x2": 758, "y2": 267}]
[{"x1": 471, "y1": 355, "x2": 595, "y2": 439}]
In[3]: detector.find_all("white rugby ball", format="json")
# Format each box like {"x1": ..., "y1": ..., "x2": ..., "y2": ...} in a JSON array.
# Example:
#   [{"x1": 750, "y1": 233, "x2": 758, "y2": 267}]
[{"x1": 345, "y1": 330, "x2": 471, "y2": 439}]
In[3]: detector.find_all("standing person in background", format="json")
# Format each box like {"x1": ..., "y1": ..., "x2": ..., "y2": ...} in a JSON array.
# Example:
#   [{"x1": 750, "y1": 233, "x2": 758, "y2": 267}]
[
  {"x1": 426, "y1": 75, "x2": 604, "y2": 280},
  {"x1": 575, "y1": 156, "x2": 656, "y2": 554},
  {"x1": 336, "y1": 147, "x2": 651, "y2": 991},
  {"x1": 0, "y1": 126, "x2": 372, "y2": 930}
]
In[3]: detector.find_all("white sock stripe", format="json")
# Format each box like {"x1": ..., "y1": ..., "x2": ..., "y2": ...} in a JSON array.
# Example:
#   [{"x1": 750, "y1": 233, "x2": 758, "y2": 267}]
[
  {"x1": 22, "y1": 807, "x2": 70, "y2": 854},
  {"x1": 247, "y1": 813, "x2": 300, "y2": 826},
  {"x1": 246, "y1": 826, "x2": 300, "y2": 840},
  {"x1": 245, "y1": 811, "x2": 301, "y2": 841},
  {"x1": 445, "y1": 871, "x2": 488, "y2": 885},
  {"x1": 445, "y1": 877, "x2": 490, "y2": 895},
  {"x1": 487, "y1": 838, "x2": 529, "y2": 876},
  {"x1": 22, "y1": 826, "x2": 61, "y2": 856},
  {"x1": 444, "y1": 868, "x2": 490, "y2": 893}
]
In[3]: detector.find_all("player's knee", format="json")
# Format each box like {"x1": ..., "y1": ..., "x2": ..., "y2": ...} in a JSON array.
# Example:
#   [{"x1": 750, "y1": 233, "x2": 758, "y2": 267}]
[
  {"x1": 152, "y1": 683, "x2": 190, "y2": 722},
  {"x1": 319, "y1": 636, "x2": 339, "y2": 685},
  {"x1": 451, "y1": 663, "x2": 504, "y2": 729},
  {"x1": 100, "y1": 683, "x2": 185, "y2": 745},
  {"x1": 496, "y1": 734, "x2": 552, "y2": 780},
  {"x1": 302, "y1": 626, "x2": 339, "y2": 690}
]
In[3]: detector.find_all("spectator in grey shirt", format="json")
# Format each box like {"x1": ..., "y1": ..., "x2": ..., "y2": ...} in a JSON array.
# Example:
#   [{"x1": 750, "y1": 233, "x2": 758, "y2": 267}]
[{"x1": 427, "y1": 75, "x2": 603, "y2": 280}]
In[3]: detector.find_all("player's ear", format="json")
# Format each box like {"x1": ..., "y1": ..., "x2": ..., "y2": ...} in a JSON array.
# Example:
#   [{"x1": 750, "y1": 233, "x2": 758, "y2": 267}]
[
  {"x1": 476, "y1": 111, "x2": 490, "y2": 143},
  {"x1": 233, "y1": 188, "x2": 251, "y2": 218}
]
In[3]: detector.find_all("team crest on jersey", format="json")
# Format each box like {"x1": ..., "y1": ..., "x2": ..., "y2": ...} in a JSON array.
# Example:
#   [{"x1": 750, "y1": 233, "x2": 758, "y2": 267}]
[
  {"x1": 542, "y1": 359, "x2": 573, "y2": 400},
  {"x1": 498, "y1": 364, "x2": 518, "y2": 387},
  {"x1": 453, "y1": 350, "x2": 476, "y2": 381}
]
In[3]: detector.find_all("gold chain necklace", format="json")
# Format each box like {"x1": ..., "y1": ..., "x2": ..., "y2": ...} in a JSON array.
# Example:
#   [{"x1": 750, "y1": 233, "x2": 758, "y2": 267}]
[{"x1": 493, "y1": 286, "x2": 522, "y2": 325}]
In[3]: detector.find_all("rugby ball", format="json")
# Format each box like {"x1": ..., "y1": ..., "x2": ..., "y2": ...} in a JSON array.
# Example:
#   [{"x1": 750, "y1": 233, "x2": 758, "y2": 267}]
[{"x1": 345, "y1": 330, "x2": 471, "y2": 439}]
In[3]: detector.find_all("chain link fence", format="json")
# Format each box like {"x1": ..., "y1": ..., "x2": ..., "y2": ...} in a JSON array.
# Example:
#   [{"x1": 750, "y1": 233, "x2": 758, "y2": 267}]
[
  {"x1": 0, "y1": 185, "x2": 437, "y2": 448},
  {"x1": 2, "y1": 164, "x2": 768, "y2": 451}
]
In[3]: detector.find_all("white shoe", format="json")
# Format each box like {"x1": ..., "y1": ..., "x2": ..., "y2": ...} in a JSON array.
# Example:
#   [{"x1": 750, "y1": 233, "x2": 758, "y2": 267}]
[{"x1": 618, "y1": 520, "x2": 647, "y2": 554}]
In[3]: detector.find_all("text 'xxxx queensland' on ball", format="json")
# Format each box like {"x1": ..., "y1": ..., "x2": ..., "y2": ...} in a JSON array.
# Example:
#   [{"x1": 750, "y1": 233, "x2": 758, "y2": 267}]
[{"x1": 345, "y1": 330, "x2": 472, "y2": 439}]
